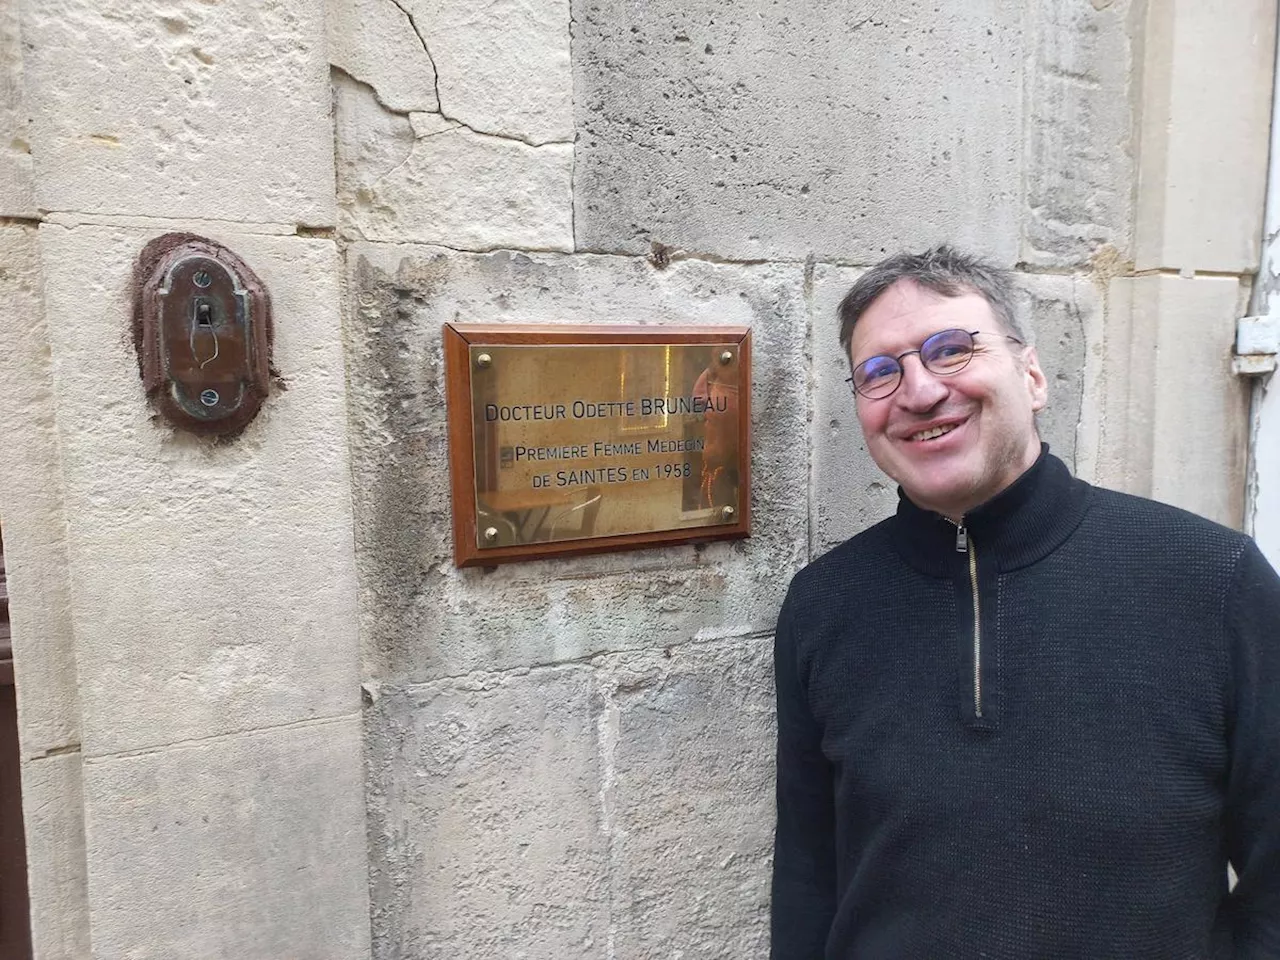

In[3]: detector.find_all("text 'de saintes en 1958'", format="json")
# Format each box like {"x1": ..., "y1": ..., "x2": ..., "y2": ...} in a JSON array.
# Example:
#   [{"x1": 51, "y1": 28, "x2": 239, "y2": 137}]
[{"x1": 443, "y1": 327, "x2": 751, "y2": 566}]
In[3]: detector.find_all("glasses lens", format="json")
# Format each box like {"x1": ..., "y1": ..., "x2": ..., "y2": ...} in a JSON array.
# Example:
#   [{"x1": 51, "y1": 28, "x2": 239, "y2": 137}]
[
  {"x1": 920, "y1": 328, "x2": 975, "y2": 375},
  {"x1": 853, "y1": 355, "x2": 901, "y2": 398}
]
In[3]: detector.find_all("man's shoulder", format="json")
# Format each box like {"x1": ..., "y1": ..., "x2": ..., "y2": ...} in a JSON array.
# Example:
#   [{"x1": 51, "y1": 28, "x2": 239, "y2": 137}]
[
  {"x1": 785, "y1": 514, "x2": 901, "y2": 601},
  {"x1": 1077, "y1": 485, "x2": 1258, "y2": 597},
  {"x1": 1084, "y1": 484, "x2": 1251, "y2": 556}
]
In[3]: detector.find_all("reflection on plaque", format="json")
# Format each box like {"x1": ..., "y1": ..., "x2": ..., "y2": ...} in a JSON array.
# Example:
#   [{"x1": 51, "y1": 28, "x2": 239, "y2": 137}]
[{"x1": 444, "y1": 325, "x2": 751, "y2": 566}]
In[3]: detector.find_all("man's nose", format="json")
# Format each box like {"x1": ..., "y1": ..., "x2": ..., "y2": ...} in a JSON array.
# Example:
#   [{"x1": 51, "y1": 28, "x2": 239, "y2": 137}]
[{"x1": 896, "y1": 355, "x2": 947, "y2": 411}]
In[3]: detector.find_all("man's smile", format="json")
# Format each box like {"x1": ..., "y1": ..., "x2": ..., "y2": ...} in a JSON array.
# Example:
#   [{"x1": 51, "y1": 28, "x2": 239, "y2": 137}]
[
  {"x1": 910, "y1": 422, "x2": 961, "y2": 442},
  {"x1": 897, "y1": 415, "x2": 970, "y2": 444}
]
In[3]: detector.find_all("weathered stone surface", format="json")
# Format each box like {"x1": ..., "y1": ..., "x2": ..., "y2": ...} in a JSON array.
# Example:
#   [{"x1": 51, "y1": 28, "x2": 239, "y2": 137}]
[
  {"x1": 366, "y1": 667, "x2": 606, "y2": 959},
  {"x1": 1014, "y1": 272, "x2": 1091, "y2": 469},
  {"x1": 21, "y1": 0, "x2": 334, "y2": 224},
  {"x1": 19, "y1": 752, "x2": 90, "y2": 960},
  {"x1": 335, "y1": 75, "x2": 573, "y2": 249},
  {"x1": 328, "y1": 0, "x2": 439, "y2": 113},
  {"x1": 810, "y1": 265, "x2": 1092, "y2": 555},
  {"x1": 809, "y1": 265, "x2": 900, "y2": 557},
  {"x1": 84, "y1": 718, "x2": 370, "y2": 960},
  {"x1": 573, "y1": 0, "x2": 1024, "y2": 263},
  {"x1": 402, "y1": 0, "x2": 573, "y2": 145},
  {"x1": 1090, "y1": 274, "x2": 1249, "y2": 527},
  {"x1": 344, "y1": 243, "x2": 808, "y2": 682},
  {"x1": 37, "y1": 225, "x2": 360, "y2": 756},
  {"x1": 0, "y1": 0, "x2": 36, "y2": 217},
  {"x1": 0, "y1": 226, "x2": 81, "y2": 757},
  {"x1": 598, "y1": 637, "x2": 775, "y2": 957},
  {"x1": 1134, "y1": 0, "x2": 1276, "y2": 273},
  {"x1": 1022, "y1": 0, "x2": 1138, "y2": 267}
]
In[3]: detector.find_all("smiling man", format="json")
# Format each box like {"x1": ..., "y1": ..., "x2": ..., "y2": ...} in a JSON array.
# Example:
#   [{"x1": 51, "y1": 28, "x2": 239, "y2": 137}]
[{"x1": 770, "y1": 246, "x2": 1280, "y2": 959}]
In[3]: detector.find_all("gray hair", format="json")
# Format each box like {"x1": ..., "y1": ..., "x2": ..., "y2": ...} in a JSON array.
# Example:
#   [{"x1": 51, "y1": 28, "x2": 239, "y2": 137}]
[{"x1": 837, "y1": 245, "x2": 1025, "y2": 357}]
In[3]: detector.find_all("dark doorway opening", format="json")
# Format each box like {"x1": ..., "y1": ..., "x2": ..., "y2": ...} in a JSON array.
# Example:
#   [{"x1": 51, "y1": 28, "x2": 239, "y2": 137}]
[{"x1": 0, "y1": 531, "x2": 33, "y2": 959}]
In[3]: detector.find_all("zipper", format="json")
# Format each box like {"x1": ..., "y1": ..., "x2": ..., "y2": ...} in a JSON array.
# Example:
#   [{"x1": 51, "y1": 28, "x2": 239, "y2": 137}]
[{"x1": 955, "y1": 521, "x2": 982, "y2": 719}]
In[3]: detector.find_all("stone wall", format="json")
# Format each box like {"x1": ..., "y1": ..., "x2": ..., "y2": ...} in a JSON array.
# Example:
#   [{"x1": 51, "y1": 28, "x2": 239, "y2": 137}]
[
  {"x1": 0, "y1": 0, "x2": 1274, "y2": 957},
  {"x1": 335, "y1": 2, "x2": 1273, "y2": 958},
  {"x1": 1, "y1": 1, "x2": 370, "y2": 957}
]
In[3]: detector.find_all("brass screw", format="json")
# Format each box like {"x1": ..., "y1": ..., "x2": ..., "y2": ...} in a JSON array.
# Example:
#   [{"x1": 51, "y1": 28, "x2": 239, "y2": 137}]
[
  {"x1": 483, "y1": 526, "x2": 499, "y2": 542},
  {"x1": 476, "y1": 353, "x2": 493, "y2": 369},
  {"x1": 719, "y1": 350, "x2": 734, "y2": 365},
  {"x1": 721, "y1": 505, "x2": 736, "y2": 521}
]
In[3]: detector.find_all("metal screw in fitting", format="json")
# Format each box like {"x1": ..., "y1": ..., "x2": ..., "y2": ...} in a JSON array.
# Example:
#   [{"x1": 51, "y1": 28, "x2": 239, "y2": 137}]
[
  {"x1": 476, "y1": 353, "x2": 493, "y2": 369},
  {"x1": 719, "y1": 350, "x2": 734, "y2": 365},
  {"x1": 483, "y1": 527, "x2": 499, "y2": 542},
  {"x1": 721, "y1": 505, "x2": 736, "y2": 521}
]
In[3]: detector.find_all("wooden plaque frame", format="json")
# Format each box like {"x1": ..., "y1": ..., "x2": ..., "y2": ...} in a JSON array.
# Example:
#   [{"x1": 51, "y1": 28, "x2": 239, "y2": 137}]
[{"x1": 444, "y1": 323, "x2": 752, "y2": 567}]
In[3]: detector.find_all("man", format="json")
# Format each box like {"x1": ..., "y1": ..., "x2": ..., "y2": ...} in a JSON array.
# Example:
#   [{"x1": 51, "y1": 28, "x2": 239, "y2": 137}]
[{"x1": 771, "y1": 246, "x2": 1280, "y2": 958}]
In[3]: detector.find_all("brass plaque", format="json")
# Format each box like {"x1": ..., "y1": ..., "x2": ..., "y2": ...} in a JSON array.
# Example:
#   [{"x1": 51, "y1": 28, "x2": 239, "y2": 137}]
[{"x1": 444, "y1": 325, "x2": 751, "y2": 566}]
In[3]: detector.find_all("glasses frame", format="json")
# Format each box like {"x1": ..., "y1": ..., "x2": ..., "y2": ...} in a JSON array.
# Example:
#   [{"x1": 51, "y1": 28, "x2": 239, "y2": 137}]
[{"x1": 846, "y1": 328, "x2": 1025, "y2": 400}]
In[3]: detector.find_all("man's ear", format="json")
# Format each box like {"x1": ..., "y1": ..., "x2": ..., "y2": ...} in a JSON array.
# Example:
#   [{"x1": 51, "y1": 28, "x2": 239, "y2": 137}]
[{"x1": 1022, "y1": 346, "x2": 1048, "y2": 412}]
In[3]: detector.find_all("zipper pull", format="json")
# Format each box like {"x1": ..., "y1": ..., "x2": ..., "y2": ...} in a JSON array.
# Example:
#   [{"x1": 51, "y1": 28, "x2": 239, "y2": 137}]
[{"x1": 955, "y1": 522, "x2": 968, "y2": 553}]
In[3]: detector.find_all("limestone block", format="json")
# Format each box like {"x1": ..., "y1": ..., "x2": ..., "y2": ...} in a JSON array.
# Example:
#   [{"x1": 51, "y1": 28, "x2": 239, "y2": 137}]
[
  {"x1": 83, "y1": 718, "x2": 370, "y2": 960},
  {"x1": 810, "y1": 265, "x2": 899, "y2": 557},
  {"x1": 573, "y1": 0, "x2": 1024, "y2": 263},
  {"x1": 0, "y1": 0, "x2": 36, "y2": 217},
  {"x1": 1022, "y1": 0, "x2": 1137, "y2": 267},
  {"x1": 810, "y1": 265, "x2": 1094, "y2": 555},
  {"x1": 1134, "y1": 0, "x2": 1275, "y2": 273},
  {"x1": 19, "y1": 752, "x2": 90, "y2": 960},
  {"x1": 1091, "y1": 275, "x2": 1249, "y2": 528},
  {"x1": 1014, "y1": 273, "x2": 1092, "y2": 469},
  {"x1": 344, "y1": 243, "x2": 808, "y2": 682},
  {"x1": 397, "y1": 0, "x2": 572, "y2": 144},
  {"x1": 327, "y1": 0, "x2": 439, "y2": 113},
  {"x1": 596, "y1": 637, "x2": 775, "y2": 957},
  {"x1": 366, "y1": 667, "x2": 606, "y2": 958},
  {"x1": 37, "y1": 225, "x2": 360, "y2": 756},
  {"x1": 0, "y1": 226, "x2": 81, "y2": 756},
  {"x1": 335, "y1": 74, "x2": 573, "y2": 250},
  {"x1": 21, "y1": 0, "x2": 334, "y2": 225},
  {"x1": 6, "y1": 531, "x2": 77, "y2": 757}
]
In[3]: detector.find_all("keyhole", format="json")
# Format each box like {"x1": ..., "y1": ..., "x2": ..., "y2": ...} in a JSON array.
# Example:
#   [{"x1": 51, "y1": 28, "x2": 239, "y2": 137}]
[{"x1": 194, "y1": 298, "x2": 214, "y2": 328}]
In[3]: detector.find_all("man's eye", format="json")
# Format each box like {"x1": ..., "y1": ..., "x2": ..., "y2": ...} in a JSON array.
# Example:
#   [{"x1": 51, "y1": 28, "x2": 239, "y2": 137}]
[
  {"x1": 859, "y1": 358, "x2": 898, "y2": 382},
  {"x1": 925, "y1": 343, "x2": 972, "y2": 369}
]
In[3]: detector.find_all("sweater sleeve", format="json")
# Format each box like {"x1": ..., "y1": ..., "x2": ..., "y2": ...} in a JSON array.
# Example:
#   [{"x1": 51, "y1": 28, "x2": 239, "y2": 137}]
[
  {"x1": 1223, "y1": 540, "x2": 1280, "y2": 957},
  {"x1": 771, "y1": 587, "x2": 837, "y2": 960}
]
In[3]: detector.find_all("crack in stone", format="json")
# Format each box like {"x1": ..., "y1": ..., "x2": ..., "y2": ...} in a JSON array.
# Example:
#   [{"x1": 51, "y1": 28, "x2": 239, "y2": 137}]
[
  {"x1": 567, "y1": 0, "x2": 578, "y2": 253},
  {"x1": 368, "y1": 141, "x2": 418, "y2": 195},
  {"x1": 345, "y1": 238, "x2": 1135, "y2": 278},
  {"x1": 382, "y1": 631, "x2": 774, "y2": 692},
  {"x1": 411, "y1": 120, "x2": 465, "y2": 141},
  {"x1": 383, "y1": 0, "x2": 442, "y2": 113},
  {"x1": 335, "y1": 63, "x2": 570, "y2": 152},
  {"x1": 80, "y1": 712, "x2": 358, "y2": 763},
  {"x1": 380, "y1": 0, "x2": 561, "y2": 148},
  {"x1": 40, "y1": 212, "x2": 306, "y2": 234},
  {"x1": 28, "y1": 742, "x2": 81, "y2": 761},
  {"x1": 802, "y1": 254, "x2": 817, "y2": 561},
  {"x1": 352, "y1": 238, "x2": 577, "y2": 256}
]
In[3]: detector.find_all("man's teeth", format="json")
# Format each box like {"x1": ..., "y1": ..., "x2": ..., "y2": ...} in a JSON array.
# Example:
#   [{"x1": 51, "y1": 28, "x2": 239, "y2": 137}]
[{"x1": 912, "y1": 424, "x2": 957, "y2": 442}]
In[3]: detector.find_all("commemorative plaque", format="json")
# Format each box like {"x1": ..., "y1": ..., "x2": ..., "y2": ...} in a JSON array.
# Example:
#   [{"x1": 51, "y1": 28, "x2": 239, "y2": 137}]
[{"x1": 444, "y1": 324, "x2": 751, "y2": 566}]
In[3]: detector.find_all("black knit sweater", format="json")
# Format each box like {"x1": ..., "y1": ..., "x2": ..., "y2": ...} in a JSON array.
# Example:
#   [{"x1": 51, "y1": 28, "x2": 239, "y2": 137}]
[{"x1": 771, "y1": 449, "x2": 1280, "y2": 959}]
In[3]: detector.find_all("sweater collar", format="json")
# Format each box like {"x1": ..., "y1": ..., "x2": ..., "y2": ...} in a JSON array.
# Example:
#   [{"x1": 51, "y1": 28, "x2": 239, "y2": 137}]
[{"x1": 891, "y1": 445, "x2": 1090, "y2": 576}]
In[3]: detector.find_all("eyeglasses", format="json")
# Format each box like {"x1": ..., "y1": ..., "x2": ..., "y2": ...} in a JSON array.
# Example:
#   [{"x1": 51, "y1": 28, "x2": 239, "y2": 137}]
[{"x1": 846, "y1": 328, "x2": 1024, "y2": 400}]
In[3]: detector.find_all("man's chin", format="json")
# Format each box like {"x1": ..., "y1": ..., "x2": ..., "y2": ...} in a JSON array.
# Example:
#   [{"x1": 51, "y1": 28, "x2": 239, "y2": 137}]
[{"x1": 898, "y1": 473, "x2": 978, "y2": 517}]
